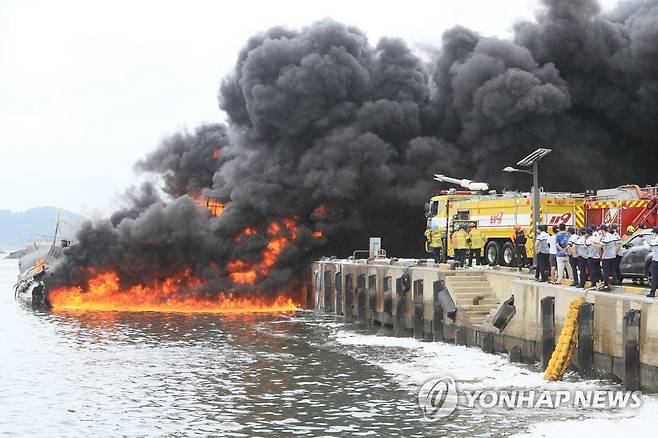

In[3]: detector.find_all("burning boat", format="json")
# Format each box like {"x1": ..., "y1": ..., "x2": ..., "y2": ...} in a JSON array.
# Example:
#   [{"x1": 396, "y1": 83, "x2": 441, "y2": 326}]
[{"x1": 14, "y1": 213, "x2": 70, "y2": 308}]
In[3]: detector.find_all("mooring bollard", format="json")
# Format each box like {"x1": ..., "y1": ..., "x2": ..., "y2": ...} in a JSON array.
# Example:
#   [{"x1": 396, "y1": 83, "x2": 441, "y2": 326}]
[
  {"x1": 324, "y1": 270, "x2": 334, "y2": 313},
  {"x1": 455, "y1": 327, "x2": 467, "y2": 346},
  {"x1": 432, "y1": 280, "x2": 444, "y2": 342},
  {"x1": 394, "y1": 277, "x2": 405, "y2": 336},
  {"x1": 335, "y1": 272, "x2": 342, "y2": 316},
  {"x1": 344, "y1": 274, "x2": 353, "y2": 322},
  {"x1": 577, "y1": 302, "x2": 594, "y2": 378},
  {"x1": 413, "y1": 279, "x2": 424, "y2": 340},
  {"x1": 623, "y1": 309, "x2": 641, "y2": 391},
  {"x1": 540, "y1": 296, "x2": 555, "y2": 370},
  {"x1": 480, "y1": 333, "x2": 494, "y2": 354}
]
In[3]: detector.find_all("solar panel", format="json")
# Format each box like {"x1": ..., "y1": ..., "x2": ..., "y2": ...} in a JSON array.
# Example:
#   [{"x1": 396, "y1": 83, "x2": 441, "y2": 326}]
[{"x1": 516, "y1": 148, "x2": 552, "y2": 166}]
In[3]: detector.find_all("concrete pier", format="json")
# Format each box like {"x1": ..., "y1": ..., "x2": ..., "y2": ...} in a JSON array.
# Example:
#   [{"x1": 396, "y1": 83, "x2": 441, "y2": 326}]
[{"x1": 310, "y1": 258, "x2": 658, "y2": 392}]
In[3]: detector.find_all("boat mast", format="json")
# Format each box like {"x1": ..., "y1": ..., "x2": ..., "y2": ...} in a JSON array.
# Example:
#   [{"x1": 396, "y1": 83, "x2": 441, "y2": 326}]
[{"x1": 52, "y1": 211, "x2": 60, "y2": 246}]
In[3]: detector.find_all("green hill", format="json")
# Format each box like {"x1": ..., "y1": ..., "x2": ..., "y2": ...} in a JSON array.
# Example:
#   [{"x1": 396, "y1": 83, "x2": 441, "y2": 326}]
[{"x1": 0, "y1": 207, "x2": 85, "y2": 252}]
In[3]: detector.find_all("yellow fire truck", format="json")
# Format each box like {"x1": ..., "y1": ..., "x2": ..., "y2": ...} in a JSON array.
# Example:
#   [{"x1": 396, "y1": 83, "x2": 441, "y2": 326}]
[{"x1": 425, "y1": 183, "x2": 585, "y2": 266}]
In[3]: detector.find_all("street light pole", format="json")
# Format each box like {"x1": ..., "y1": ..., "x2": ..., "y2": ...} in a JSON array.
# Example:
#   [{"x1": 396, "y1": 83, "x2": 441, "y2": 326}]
[
  {"x1": 532, "y1": 160, "x2": 540, "y2": 263},
  {"x1": 504, "y1": 148, "x2": 552, "y2": 266}
]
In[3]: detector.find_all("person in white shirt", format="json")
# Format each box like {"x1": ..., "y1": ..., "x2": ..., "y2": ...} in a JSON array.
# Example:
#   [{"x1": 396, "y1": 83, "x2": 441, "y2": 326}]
[
  {"x1": 592, "y1": 225, "x2": 601, "y2": 240},
  {"x1": 535, "y1": 225, "x2": 551, "y2": 282},
  {"x1": 585, "y1": 227, "x2": 602, "y2": 288},
  {"x1": 575, "y1": 228, "x2": 589, "y2": 288},
  {"x1": 548, "y1": 225, "x2": 558, "y2": 282},
  {"x1": 567, "y1": 227, "x2": 580, "y2": 286},
  {"x1": 599, "y1": 224, "x2": 620, "y2": 291},
  {"x1": 644, "y1": 227, "x2": 658, "y2": 298},
  {"x1": 611, "y1": 224, "x2": 623, "y2": 285}
]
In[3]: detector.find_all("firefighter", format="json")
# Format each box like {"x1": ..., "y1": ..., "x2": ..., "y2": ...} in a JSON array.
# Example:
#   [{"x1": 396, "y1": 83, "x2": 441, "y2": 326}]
[
  {"x1": 425, "y1": 227, "x2": 443, "y2": 264},
  {"x1": 467, "y1": 222, "x2": 484, "y2": 267},
  {"x1": 644, "y1": 227, "x2": 658, "y2": 298},
  {"x1": 452, "y1": 224, "x2": 469, "y2": 267},
  {"x1": 424, "y1": 228, "x2": 432, "y2": 258},
  {"x1": 623, "y1": 225, "x2": 635, "y2": 244},
  {"x1": 512, "y1": 224, "x2": 529, "y2": 270}
]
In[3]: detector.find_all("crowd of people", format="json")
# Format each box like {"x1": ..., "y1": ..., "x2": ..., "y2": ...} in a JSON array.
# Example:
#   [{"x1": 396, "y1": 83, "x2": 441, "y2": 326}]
[
  {"x1": 534, "y1": 223, "x2": 623, "y2": 291},
  {"x1": 533, "y1": 223, "x2": 658, "y2": 297},
  {"x1": 425, "y1": 221, "x2": 658, "y2": 298}
]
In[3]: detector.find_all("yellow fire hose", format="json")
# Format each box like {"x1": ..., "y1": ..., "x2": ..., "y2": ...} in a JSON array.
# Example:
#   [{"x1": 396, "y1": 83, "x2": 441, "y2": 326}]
[{"x1": 544, "y1": 297, "x2": 585, "y2": 381}]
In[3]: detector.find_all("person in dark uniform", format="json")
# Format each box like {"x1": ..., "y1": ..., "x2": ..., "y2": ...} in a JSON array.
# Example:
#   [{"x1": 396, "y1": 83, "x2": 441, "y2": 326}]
[{"x1": 512, "y1": 224, "x2": 529, "y2": 270}]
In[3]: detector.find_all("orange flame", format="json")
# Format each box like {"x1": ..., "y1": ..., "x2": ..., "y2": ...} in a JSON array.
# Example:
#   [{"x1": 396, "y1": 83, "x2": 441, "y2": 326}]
[
  {"x1": 228, "y1": 219, "x2": 298, "y2": 285},
  {"x1": 206, "y1": 198, "x2": 224, "y2": 217},
  {"x1": 192, "y1": 196, "x2": 225, "y2": 217},
  {"x1": 312, "y1": 204, "x2": 328, "y2": 220},
  {"x1": 312, "y1": 230, "x2": 323, "y2": 239},
  {"x1": 234, "y1": 227, "x2": 257, "y2": 242},
  {"x1": 49, "y1": 270, "x2": 298, "y2": 314},
  {"x1": 212, "y1": 148, "x2": 221, "y2": 160}
]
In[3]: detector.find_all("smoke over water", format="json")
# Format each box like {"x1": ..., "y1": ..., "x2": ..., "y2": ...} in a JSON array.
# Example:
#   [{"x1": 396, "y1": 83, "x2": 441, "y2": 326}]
[{"x1": 47, "y1": 0, "x2": 658, "y2": 305}]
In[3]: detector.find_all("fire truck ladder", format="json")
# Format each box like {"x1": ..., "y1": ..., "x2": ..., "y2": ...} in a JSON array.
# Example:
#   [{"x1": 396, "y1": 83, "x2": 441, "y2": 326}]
[{"x1": 631, "y1": 199, "x2": 658, "y2": 228}]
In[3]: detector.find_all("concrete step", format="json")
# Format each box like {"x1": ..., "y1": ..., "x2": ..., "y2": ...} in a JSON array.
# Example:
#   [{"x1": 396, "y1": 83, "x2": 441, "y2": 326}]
[
  {"x1": 448, "y1": 287, "x2": 496, "y2": 295},
  {"x1": 445, "y1": 280, "x2": 490, "y2": 288},
  {"x1": 461, "y1": 303, "x2": 499, "y2": 311},
  {"x1": 446, "y1": 275, "x2": 487, "y2": 282},
  {"x1": 468, "y1": 315, "x2": 491, "y2": 325},
  {"x1": 450, "y1": 291, "x2": 497, "y2": 299},
  {"x1": 456, "y1": 297, "x2": 499, "y2": 306}
]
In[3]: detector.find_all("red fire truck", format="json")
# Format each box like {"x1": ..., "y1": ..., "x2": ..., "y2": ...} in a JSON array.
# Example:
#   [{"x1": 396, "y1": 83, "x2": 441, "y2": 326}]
[{"x1": 585, "y1": 185, "x2": 658, "y2": 231}]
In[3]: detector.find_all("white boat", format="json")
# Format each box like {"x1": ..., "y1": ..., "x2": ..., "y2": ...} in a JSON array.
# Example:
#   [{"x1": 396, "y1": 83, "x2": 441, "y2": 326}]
[{"x1": 14, "y1": 212, "x2": 70, "y2": 308}]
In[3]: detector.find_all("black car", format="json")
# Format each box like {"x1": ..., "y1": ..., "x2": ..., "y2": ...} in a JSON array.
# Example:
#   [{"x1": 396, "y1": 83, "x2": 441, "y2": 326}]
[{"x1": 620, "y1": 230, "x2": 654, "y2": 283}]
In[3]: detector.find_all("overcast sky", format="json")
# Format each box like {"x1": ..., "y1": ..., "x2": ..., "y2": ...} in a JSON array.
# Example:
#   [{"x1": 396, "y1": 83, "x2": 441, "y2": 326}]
[{"x1": 0, "y1": 0, "x2": 619, "y2": 216}]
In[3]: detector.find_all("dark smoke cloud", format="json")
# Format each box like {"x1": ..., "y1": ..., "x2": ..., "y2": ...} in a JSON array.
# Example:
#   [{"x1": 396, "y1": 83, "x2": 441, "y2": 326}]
[
  {"x1": 136, "y1": 123, "x2": 228, "y2": 198},
  {"x1": 48, "y1": 1, "x2": 658, "y2": 298}
]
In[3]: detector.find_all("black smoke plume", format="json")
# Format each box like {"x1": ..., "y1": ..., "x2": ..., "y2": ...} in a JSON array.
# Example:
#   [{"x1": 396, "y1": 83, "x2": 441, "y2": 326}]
[{"x1": 47, "y1": 0, "x2": 658, "y2": 298}]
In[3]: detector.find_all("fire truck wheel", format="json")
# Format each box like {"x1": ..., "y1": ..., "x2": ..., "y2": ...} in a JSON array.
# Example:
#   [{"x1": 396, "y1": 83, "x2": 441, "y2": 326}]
[
  {"x1": 485, "y1": 241, "x2": 502, "y2": 266},
  {"x1": 502, "y1": 242, "x2": 515, "y2": 266}
]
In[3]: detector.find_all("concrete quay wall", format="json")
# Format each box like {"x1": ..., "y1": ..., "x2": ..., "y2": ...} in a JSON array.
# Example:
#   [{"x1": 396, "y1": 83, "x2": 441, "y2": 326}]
[{"x1": 308, "y1": 259, "x2": 658, "y2": 392}]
